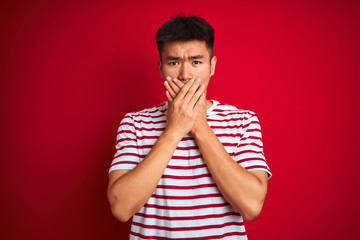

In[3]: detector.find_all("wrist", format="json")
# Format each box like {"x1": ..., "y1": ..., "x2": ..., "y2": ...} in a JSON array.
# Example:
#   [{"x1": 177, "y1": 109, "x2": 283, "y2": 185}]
[
  {"x1": 191, "y1": 122, "x2": 212, "y2": 139},
  {"x1": 161, "y1": 128, "x2": 184, "y2": 144}
]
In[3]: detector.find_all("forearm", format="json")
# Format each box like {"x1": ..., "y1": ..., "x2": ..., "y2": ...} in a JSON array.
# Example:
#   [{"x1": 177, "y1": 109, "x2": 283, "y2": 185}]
[
  {"x1": 108, "y1": 129, "x2": 181, "y2": 222},
  {"x1": 193, "y1": 125, "x2": 267, "y2": 221}
]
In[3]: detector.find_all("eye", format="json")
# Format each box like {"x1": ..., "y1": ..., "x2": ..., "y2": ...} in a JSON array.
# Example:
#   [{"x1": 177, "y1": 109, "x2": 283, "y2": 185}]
[
  {"x1": 193, "y1": 60, "x2": 202, "y2": 65},
  {"x1": 169, "y1": 61, "x2": 179, "y2": 66}
]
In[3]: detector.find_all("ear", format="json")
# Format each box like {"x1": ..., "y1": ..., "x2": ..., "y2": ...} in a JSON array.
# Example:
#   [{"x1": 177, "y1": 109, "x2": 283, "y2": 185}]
[
  {"x1": 158, "y1": 59, "x2": 164, "y2": 78},
  {"x1": 210, "y1": 56, "x2": 217, "y2": 76}
]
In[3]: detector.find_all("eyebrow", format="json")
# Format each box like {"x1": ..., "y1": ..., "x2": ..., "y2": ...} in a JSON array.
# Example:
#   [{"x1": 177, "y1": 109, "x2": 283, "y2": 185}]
[
  {"x1": 166, "y1": 55, "x2": 205, "y2": 61},
  {"x1": 166, "y1": 56, "x2": 180, "y2": 61},
  {"x1": 190, "y1": 55, "x2": 204, "y2": 60}
]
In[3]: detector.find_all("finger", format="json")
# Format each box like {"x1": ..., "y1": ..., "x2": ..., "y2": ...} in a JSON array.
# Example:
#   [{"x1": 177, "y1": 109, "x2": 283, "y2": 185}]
[
  {"x1": 189, "y1": 83, "x2": 205, "y2": 108},
  {"x1": 175, "y1": 78, "x2": 195, "y2": 101},
  {"x1": 183, "y1": 78, "x2": 201, "y2": 104},
  {"x1": 164, "y1": 80, "x2": 176, "y2": 99},
  {"x1": 166, "y1": 90, "x2": 174, "y2": 102},
  {"x1": 168, "y1": 78, "x2": 181, "y2": 95},
  {"x1": 193, "y1": 92, "x2": 206, "y2": 113},
  {"x1": 173, "y1": 78, "x2": 184, "y2": 91}
]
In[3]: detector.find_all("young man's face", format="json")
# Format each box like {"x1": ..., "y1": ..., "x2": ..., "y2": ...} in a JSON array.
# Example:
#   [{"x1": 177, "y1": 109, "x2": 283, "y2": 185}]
[{"x1": 158, "y1": 40, "x2": 217, "y2": 93}]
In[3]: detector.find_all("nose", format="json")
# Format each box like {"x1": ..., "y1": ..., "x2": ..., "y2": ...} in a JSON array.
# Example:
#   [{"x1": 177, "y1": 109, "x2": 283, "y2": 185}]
[{"x1": 178, "y1": 62, "x2": 193, "y2": 82}]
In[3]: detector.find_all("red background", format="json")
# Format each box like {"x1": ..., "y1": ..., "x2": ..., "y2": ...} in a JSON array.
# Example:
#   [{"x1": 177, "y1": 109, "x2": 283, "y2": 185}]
[{"x1": 1, "y1": 0, "x2": 359, "y2": 239}]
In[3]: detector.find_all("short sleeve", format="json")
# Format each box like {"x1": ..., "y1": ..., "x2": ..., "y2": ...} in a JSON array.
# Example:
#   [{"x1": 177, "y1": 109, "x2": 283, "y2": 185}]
[
  {"x1": 108, "y1": 113, "x2": 140, "y2": 174},
  {"x1": 234, "y1": 114, "x2": 272, "y2": 179}
]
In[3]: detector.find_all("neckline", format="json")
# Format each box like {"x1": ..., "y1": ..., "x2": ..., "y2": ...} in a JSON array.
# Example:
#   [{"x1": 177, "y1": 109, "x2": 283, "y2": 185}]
[
  {"x1": 207, "y1": 99, "x2": 218, "y2": 115},
  {"x1": 163, "y1": 99, "x2": 219, "y2": 116}
]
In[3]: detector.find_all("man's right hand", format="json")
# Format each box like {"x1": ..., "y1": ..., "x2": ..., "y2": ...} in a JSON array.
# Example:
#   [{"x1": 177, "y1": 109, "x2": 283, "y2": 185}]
[{"x1": 164, "y1": 77, "x2": 205, "y2": 139}]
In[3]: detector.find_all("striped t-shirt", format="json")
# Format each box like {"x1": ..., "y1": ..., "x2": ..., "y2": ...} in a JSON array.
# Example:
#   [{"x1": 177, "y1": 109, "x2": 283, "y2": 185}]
[{"x1": 109, "y1": 100, "x2": 271, "y2": 240}]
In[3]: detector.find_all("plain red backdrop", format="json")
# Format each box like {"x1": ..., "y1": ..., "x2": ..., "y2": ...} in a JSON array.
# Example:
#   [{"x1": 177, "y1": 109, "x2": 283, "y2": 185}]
[{"x1": 1, "y1": 0, "x2": 359, "y2": 239}]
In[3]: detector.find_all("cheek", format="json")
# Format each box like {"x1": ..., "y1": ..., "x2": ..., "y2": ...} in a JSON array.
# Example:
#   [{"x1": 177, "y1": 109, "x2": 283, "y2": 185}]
[
  {"x1": 199, "y1": 75, "x2": 210, "y2": 87},
  {"x1": 161, "y1": 66, "x2": 177, "y2": 78},
  {"x1": 199, "y1": 67, "x2": 211, "y2": 80}
]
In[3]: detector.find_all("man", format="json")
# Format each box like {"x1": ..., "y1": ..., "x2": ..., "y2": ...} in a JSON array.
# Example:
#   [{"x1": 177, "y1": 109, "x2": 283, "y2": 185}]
[{"x1": 107, "y1": 14, "x2": 271, "y2": 239}]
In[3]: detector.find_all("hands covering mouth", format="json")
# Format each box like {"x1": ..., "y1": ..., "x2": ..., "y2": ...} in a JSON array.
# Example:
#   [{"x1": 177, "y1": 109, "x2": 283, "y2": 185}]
[{"x1": 163, "y1": 76, "x2": 208, "y2": 137}]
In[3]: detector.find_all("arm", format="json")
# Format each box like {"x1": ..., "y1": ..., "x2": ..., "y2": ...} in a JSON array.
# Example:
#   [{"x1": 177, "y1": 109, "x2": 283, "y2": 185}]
[
  {"x1": 107, "y1": 79, "x2": 205, "y2": 222},
  {"x1": 107, "y1": 130, "x2": 180, "y2": 222},
  {"x1": 191, "y1": 124, "x2": 268, "y2": 221},
  {"x1": 165, "y1": 78, "x2": 268, "y2": 221}
]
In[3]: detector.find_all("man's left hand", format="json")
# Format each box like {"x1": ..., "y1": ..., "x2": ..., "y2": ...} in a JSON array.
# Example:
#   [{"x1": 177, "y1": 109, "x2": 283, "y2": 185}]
[{"x1": 164, "y1": 76, "x2": 209, "y2": 136}]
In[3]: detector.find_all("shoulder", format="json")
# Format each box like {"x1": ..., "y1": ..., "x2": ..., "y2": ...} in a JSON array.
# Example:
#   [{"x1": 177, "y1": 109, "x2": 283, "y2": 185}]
[
  {"x1": 211, "y1": 100, "x2": 257, "y2": 120},
  {"x1": 120, "y1": 102, "x2": 167, "y2": 128},
  {"x1": 123, "y1": 102, "x2": 167, "y2": 119}
]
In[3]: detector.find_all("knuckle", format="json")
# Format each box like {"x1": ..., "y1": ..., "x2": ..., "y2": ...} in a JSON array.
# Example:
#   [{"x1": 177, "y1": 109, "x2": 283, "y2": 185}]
[
  {"x1": 172, "y1": 100, "x2": 179, "y2": 107},
  {"x1": 179, "y1": 105, "x2": 186, "y2": 111}
]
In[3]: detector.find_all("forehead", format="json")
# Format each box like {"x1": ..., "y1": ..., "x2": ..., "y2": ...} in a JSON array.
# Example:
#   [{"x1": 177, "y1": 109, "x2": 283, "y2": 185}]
[{"x1": 161, "y1": 40, "x2": 210, "y2": 59}]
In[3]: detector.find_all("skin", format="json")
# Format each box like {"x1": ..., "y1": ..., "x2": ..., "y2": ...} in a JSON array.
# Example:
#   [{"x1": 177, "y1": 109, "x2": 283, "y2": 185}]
[{"x1": 107, "y1": 40, "x2": 268, "y2": 223}]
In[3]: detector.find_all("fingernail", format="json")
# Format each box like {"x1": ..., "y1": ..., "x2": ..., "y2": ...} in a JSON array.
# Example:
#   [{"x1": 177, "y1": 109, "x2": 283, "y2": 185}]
[
  {"x1": 166, "y1": 76, "x2": 171, "y2": 81},
  {"x1": 201, "y1": 84, "x2": 205, "y2": 89},
  {"x1": 190, "y1": 79, "x2": 195, "y2": 83},
  {"x1": 173, "y1": 78, "x2": 178, "y2": 82},
  {"x1": 197, "y1": 78, "x2": 201, "y2": 82},
  {"x1": 164, "y1": 81, "x2": 169, "y2": 86}
]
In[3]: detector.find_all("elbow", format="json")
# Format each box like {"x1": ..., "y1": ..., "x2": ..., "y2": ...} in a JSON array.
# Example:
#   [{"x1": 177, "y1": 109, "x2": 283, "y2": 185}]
[
  {"x1": 238, "y1": 201, "x2": 264, "y2": 222},
  {"x1": 114, "y1": 212, "x2": 132, "y2": 223},
  {"x1": 110, "y1": 204, "x2": 132, "y2": 223},
  {"x1": 242, "y1": 210, "x2": 260, "y2": 222},
  {"x1": 108, "y1": 192, "x2": 133, "y2": 223}
]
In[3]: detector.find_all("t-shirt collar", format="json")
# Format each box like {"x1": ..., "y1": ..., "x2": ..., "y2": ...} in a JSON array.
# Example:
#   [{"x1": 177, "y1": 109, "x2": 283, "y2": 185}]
[{"x1": 163, "y1": 99, "x2": 219, "y2": 116}]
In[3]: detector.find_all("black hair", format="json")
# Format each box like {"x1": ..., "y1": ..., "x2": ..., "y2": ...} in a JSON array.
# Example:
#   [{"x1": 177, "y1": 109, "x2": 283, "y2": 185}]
[{"x1": 156, "y1": 13, "x2": 214, "y2": 57}]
